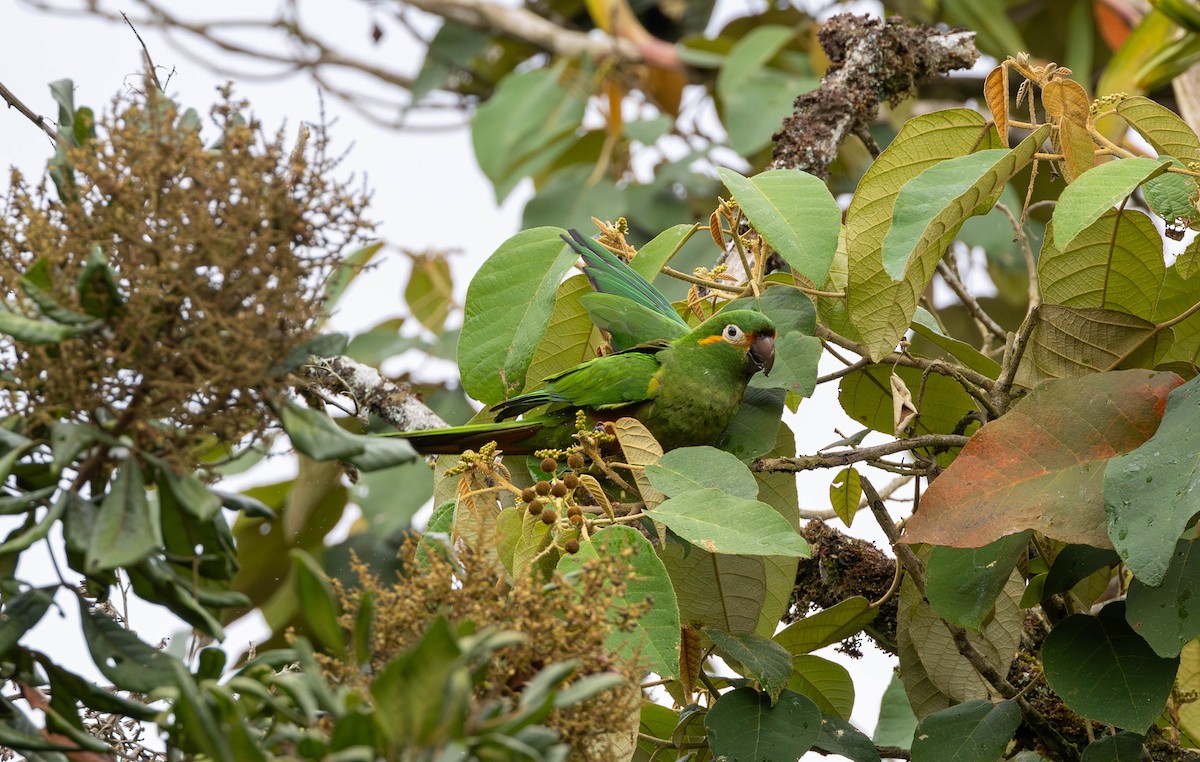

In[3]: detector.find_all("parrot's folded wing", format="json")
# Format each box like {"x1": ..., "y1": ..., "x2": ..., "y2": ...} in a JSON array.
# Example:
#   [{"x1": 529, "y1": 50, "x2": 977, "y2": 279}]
[
  {"x1": 563, "y1": 230, "x2": 686, "y2": 327},
  {"x1": 579, "y1": 292, "x2": 688, "y2": 351}
]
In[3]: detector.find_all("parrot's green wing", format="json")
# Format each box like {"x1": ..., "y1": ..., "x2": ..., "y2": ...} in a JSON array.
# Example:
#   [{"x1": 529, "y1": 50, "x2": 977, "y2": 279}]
[
  {"x1": 578, "y1": 292, "x2": 688, "y2": 351},
  {"x1": 563, "y1": 230, "x2": 687, "y2": 350},
  {"x1": 493, "y1": 344, "x2": 666, "y2": 420}
]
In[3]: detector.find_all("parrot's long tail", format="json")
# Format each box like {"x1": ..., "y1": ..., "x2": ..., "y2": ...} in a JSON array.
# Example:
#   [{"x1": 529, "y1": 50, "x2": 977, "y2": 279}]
[{"x1": 384, "y1": 420, "x2": 544, "y2": 455}]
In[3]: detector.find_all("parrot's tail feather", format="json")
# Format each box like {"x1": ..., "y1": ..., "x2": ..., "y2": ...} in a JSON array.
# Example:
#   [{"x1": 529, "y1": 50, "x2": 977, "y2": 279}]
[
  {"x1": 387, "y1": 420, "x2": 544, "y2": 455},
  {"x1": 492, "y1": 390, "x2": 567, "y2": 420}
]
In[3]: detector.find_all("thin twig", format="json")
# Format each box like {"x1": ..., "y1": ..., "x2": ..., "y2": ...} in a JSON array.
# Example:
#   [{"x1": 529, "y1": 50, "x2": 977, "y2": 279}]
[
  {"x1": 0, "y1": 79, "x2": 57, "y2": 139},
  {"x1": 936, "y1": 260, "x2": 1006, "y2": 342},
  {"x1": 815, "y1": 325, "x2": 997, "y2": 394}
]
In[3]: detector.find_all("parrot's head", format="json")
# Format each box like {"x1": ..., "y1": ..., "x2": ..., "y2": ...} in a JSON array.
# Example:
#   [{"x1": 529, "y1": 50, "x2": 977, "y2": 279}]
[{"x1": 692, "y1": 310, "x2": 776, "y2": 378}]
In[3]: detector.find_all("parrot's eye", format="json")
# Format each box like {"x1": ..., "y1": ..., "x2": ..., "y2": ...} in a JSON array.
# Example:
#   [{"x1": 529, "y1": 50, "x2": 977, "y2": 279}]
[{"x1": 723, "y1": 324, "x2": 744, "y2": 343}]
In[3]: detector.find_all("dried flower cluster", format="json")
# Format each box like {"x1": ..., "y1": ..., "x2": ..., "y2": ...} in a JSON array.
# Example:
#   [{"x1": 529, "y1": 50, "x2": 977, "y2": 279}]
[
  {"x1": 324, "y1": 539, "x2": 645, "y2": 758},
  {"x1": 0, "y1": 87, "x2": 371, "y2": 463}
]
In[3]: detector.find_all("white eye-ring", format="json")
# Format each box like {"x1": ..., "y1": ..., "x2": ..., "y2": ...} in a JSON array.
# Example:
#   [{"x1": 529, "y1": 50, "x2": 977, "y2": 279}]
[{"x1": 723, "y1": 324, "x2": 744, "y2": 343}]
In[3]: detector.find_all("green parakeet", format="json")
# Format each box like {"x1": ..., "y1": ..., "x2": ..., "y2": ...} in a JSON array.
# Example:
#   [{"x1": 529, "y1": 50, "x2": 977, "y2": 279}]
[{"x1": 391, "y1": 230, "x2": 776, "y2": 455}]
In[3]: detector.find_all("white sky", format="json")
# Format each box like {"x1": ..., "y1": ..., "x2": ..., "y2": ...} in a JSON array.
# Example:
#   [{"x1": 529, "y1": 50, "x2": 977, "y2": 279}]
[{"x1": 0, "y1": 1, "x2": 905, "y2": 754}]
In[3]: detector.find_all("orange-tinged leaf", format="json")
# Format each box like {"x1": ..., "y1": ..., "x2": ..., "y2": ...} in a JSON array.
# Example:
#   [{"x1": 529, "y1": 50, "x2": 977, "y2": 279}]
[
  {"x1": 1042, "y1": 79, "x2": 1092, "y2": 126},
  {"x1": 984, "y1": 65, "x2": 1009, "y2": 147},
  {"x1": 1057, "y1": 115, "x2": 1097, "y2": 181},
  {"x1": 902, "y1": 370, "x2": 1183, "y2": 549}
]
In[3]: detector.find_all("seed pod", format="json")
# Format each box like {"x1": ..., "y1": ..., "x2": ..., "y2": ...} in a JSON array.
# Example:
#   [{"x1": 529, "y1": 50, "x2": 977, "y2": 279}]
[
  {"x1": 540, "y1": 456, "x2": 558, "y2": 473},
  {"x1": 521, "y1": 487, "x2": 537, "y2": 503},
  {"x1": 564, "y1": 539, "x2": 580, "y2": 554},
  {"x1": 528, "y1": 499, "x2": 544, "y2": 515},
  {"x1": 534, "y1": 480, "x2": 551, "y2": 496},
  {"x1": 563, "y1": 473, "x2": 580, "y2": 490},
  {"x1": 567, "y1": 505, "x2": 582, "y2": 518},
  {"x1": 569, "y1": 513, "x2": 584, "y2": 527},
  {"x1": 567, "y1": 452, "x2": 585, "y2": 470},
  {"x1": 551, "y1": 481, "x2": 568, "y2": 498},
  {"x1": 540, "y1": 508, "x2": 558, "y2": 525}
]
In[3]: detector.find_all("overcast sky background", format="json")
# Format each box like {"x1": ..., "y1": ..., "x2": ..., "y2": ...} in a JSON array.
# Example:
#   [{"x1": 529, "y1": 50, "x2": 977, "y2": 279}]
[{"x1": 1, "y1": 1, "x2": 915, "y2": 749}]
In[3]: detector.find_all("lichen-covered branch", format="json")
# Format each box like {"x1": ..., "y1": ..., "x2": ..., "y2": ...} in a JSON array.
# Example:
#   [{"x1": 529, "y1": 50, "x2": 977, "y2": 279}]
[
  {"x1": 771, "y1": 13, "x2": 979, "y2": 177},
  {"x1": 303, "y1": 355, "x2": 447, "y2": 432}
]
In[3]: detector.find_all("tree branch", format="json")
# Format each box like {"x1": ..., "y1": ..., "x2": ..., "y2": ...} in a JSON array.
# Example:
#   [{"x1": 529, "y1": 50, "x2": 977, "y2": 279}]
[
  {"x1": 753, "y1": 434, "x2": 969, "y2": 474},
  {"x1": 0, "y1": 79, "x2": 57, "y2": 139},
  {"x1": 771, "y1": 14, "x2": 979, "y2": 178},
  {"x1": 936, "y1": 259, "x2": 1006, "y2": 342},
  {"x1": 302, "y1": 355, "x2": 447, "y2": 432}
]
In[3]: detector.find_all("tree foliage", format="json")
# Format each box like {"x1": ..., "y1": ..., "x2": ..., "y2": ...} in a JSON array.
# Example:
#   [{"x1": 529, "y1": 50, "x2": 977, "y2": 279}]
[{"x1": 4, "y1": 1, "x2": 1200, "y2": 760}]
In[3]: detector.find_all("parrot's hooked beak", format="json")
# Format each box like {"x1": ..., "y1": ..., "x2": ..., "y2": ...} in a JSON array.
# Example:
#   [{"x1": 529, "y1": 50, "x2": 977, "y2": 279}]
[{"x1": 749, "y1": 332, "x2": 775, "y2": 377}]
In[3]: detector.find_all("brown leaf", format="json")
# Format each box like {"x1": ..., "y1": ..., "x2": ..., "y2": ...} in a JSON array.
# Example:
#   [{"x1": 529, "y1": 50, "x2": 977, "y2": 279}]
[
  {"x1": 984, "y1": 66, "x2": 1009, "y2": 147},
  {"x1": 902, "y1": 370, "x2": 1183, "y2": 549},
  {"x1": 1015, "y1": 305, "x2": 1172, "y2": 389},
  {"x1": 1057, "y1": 116, "x2": 1097, "y2": 182},
  {"x1": 1042, "y1": 79, "x2": 1092, "y2": 127},
  {"x1": 679, "y1": 623, "x2": 702, "y2": 696}
]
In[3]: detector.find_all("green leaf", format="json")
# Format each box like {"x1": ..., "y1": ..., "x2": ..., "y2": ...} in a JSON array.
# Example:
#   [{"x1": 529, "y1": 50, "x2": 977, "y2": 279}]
[
  {"x1": 1045, "y1": 601, "x2": 1179, "y2": 730},
  {"x1": 659, "y1": 541, "x2": 793, "y2": 636},
  {"x1": 941, "y1": 0, "x2": 1026, "y2": 56},
  {"x1": 717, "y1": 386, "x2": 787, "y2": 462},
  {"x1": 829, "y1": 466, "x2": 861, "y2": 528},
  {"x1": 630, "y1": 224, "x2": 694, "y2": 283},
  {"x1": 773, "y1": 596, "x2": 877, "y2": 656},
  {"x1": 1114, "y1": 95, "x2": 1200, "y2": 167},
  {"x1": 881, "y1": 139, "x2": 1043, "y2": 281},
  {"x1": 652, "y1": 488, "x2": 809, "y2": 557},
  {"x1": 80, "y1": 598, "x2": 180, "y2": 693},
  {"x1": 404, "y1": 253, "x2": 454, "y2": 332},
  {"x1": 925, "y1": 533, "x2": 1030, "y2": 631},
  {"x1": 34, "y1": 652, "x2": 158, "y2": 721},
  {"x1": 522, "y1": 164, "x2": 626, "y2": 233},
  {"x1": 1126, "y1": 539, "x2": 1200, "y2": 657},
  {"x1": 0, "y1": 495, "x2": 66, "y2": 555},
  {"x1": 646, "y1": 445, "x2": 759, "y2": 500},
  {"x1": 371, "y1": 616, "x2": 464, "y2": 745},
  {"x1": 716, "y1": 27, "x2": 816, "y2": 155},
  {"x1": 281, "y1": 402, "x2": 365, "y2": 461},
  {"x1": 1053, "y1": 157, "x2": 1172, "y2": 249},
  {"x1": 873, "y1": 674, "x2": 917, "y2": 749},
  {"x1": 559, "y1": 526, "x2": 680, "y2": 680},
  {"x1": 0, "y1": 586, "x2": 56, "y2": 655},
  {"x1": 705, "y1": 687, "x2": 821, "y2": 761},
  {"x1": 706, "y1": 628, "x2": 793, "y2": 704},
  {"x1": 814, "y1": 713, "x2": 881, "y2": 762},
  {"x1": 842, "y1": 109, "x2": 1009, "y2": 359},
  {"x1": 750, "y1": 332, "x2": 821, "y2": 399},
  {"x1": 905, "y1": 370, "x2": 1182, "y2": 549},
  {"x1": 717, "y1": 168, "x2": 840, "y2": 285},
  {"x1": 159, "y1": 466, "x2": 222, "y2": 521},
  {"x1": 1143, "y1": 166, "x2": 1198, "y2": 226},
  {"x1": 76, "y1": 245, "x2": 124, "y2": 319},
  {"x1": 526, "y1": 275, "x2": 600, "y2": 386},
  {"x1": 1106, "y1": 374, "x2": 1200, "y2": 586},
  {"x1": 910, "y1": 308, "x2": 1001, "y2": 379},
  {"x1": 787, "y1": 654, "x2": 855, "y2": 721},
  {"x1": 471, "y1": 64, "x2": 587, "y2": 202},
  {"x1": 910, "y1": 699, "x2": 1022, "y2": 762},
  {"x1": 458, "y1": 227, "x2": 577, "y2": 404},
  {"x1": 409, "y1": 22, "x2": 490, "y2": 104},
  {"x1": 0, "y1": 310, "x2": 95, "y2": 344},
  {"x1": 1081, "y1": 731, "x2": 1147, "y2": 761},
  {"x1": 19, "y1": 259, "x2": 95, "y2": 325},
  {"x1": 322, "y1": 241, "x2": 385, "y2": 315},
  {"x1": 1044, "y1": 545, "x2": 1120, "y2": 598},
  {"x1": 85, "y1": 459, "x2": 161, "y2": 572},
  {"x1": 292, "y1": 549, "x2": 345, "y2": 657},
  {"x1": 1039, "y1": 210, "x2": 1164, "y2": 320}
]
